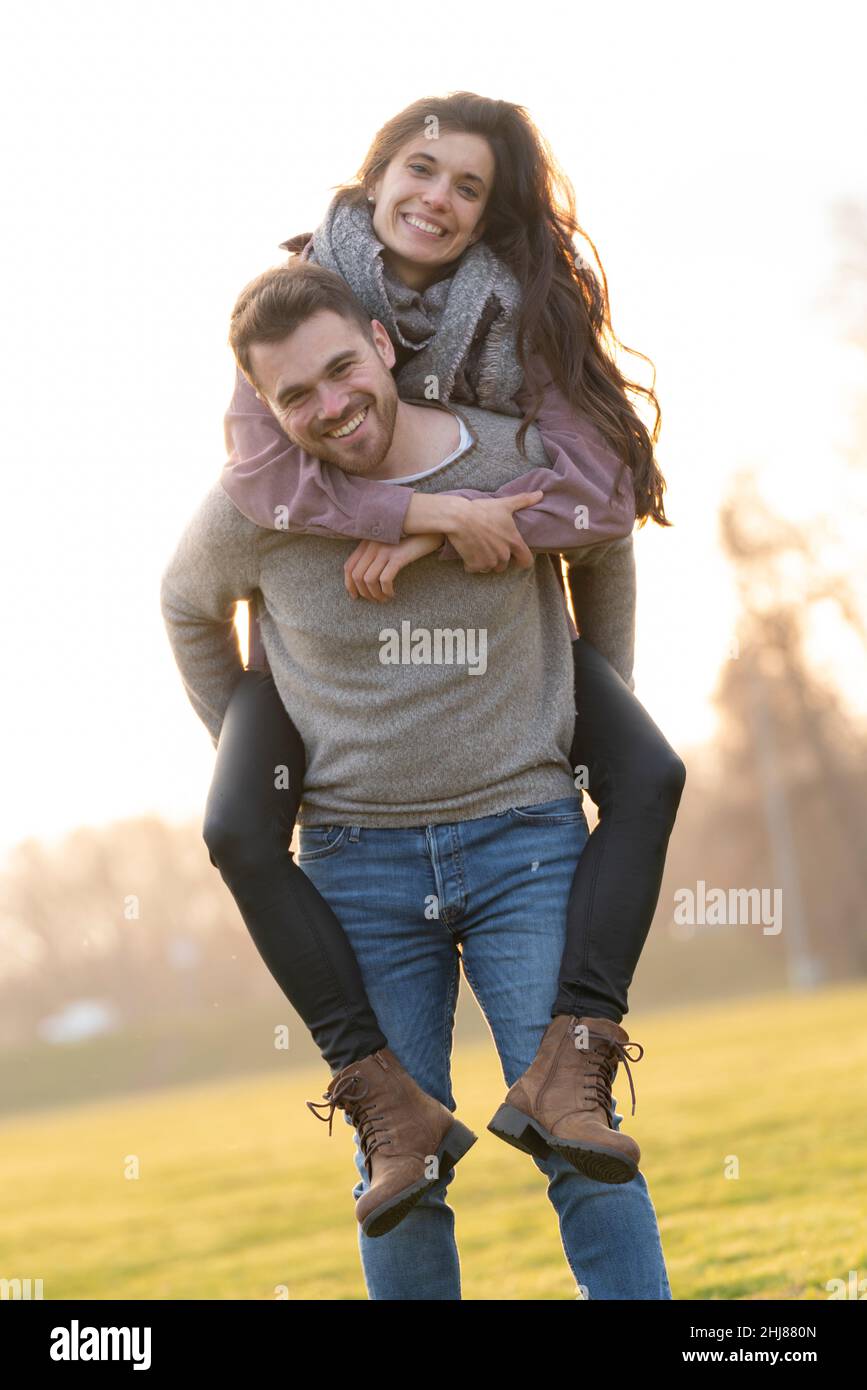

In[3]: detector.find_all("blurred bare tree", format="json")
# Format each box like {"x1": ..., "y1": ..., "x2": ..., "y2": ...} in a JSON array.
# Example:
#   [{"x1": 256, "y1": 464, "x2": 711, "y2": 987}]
[
  {"x1": 717, "y1": 475, "x2": 867, "y2": 982},
  {"x1": 681, "y1": 193, "x2": 867, "y2": 985},
  {"x1": 635, "y1": 193, "x2": 867, "y2": 1006}
]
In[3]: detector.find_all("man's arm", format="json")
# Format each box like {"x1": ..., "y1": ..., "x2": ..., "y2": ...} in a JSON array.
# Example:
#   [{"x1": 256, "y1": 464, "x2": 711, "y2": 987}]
[
  {"x1": 562, "y1": 535, "x2": 637, "y2": 691},
  {"x1": 224, "y1": 361, "x2": 633, "y2": 555},
  {"x1": 159, "y1": 484, "x2": 262, "y2": 746}
]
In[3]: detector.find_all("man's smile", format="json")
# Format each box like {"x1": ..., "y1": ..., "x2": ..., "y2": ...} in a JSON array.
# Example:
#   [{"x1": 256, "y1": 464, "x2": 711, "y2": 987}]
[{"x1": 324, "y1": 405, "x2": 370, "y2": 439}]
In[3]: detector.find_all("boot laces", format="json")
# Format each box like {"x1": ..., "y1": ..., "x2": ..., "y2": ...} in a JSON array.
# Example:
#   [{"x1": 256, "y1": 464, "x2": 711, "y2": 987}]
[
  {"x1": 306, "y1": 1071, "x2": 391, "y2": 1164},
  {"x1": 574, "y1": 1024, "x2": 645, "y2": 1117}
]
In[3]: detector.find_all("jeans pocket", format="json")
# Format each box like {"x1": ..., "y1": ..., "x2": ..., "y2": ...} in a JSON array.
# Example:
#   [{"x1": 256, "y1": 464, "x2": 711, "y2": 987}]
[
  {"x1": 297, "y1": 824, "x2": 350, "y2": 862},
  {"x1": 508, "y1": 795, "x2": 586, "y2": 826}
]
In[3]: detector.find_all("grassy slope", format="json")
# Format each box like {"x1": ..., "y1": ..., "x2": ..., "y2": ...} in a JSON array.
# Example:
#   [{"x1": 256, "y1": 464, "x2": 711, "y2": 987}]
[{"x1": 1, "y1": 983, "x2": 865, "y2": 1301}]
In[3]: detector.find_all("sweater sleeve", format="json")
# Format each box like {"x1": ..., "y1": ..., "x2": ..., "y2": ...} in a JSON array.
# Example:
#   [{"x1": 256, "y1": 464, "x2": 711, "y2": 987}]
[
  {"x1": 221, "y1": 364, "x2": 412, "y2": 544},
  {"x1": 436, "y1": 356, "x2": 636, "y2": 561},
  {"x1": 159, "y1": 485, "x2": 263, "y2": 747},
  {"x1": 561, "y1": 535, "x2": 637, "y2": 691}
]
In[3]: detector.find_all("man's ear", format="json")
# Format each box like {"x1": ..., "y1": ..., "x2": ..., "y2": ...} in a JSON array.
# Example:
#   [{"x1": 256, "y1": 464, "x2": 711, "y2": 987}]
[
  {"x1": 370, "y1": 318, "x2": 396, "y2": 369},
  {"x1": 239, "y1": 362, "x2": 266, "y2": 403}
]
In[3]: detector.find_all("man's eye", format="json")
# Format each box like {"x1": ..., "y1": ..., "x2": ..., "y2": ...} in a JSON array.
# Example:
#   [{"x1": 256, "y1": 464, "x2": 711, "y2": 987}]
[{"x1": 332, "y1": 362, "x2": 351, "y2": 376}]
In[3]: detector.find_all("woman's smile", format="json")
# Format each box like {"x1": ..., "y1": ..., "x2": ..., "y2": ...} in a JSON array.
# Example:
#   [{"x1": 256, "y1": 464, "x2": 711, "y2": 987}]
[{"x1": 400, "y1": 211, "x2": 448, "y2": 240}]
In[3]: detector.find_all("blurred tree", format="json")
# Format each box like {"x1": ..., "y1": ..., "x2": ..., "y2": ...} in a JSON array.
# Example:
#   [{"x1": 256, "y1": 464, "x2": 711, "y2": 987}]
[{"x1": 712, "y1": 473, "x2": 867, "y2": 985}]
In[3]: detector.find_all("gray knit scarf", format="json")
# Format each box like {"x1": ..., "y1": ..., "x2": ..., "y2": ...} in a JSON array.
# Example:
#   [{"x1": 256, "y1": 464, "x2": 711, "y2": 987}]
[{"x1": 297, "y1": 193, "x2": 525, "y2": 416}]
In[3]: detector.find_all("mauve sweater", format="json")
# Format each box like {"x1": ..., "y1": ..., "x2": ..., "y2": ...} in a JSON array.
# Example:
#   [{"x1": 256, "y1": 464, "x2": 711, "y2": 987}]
[
  {"x1": 222, "y1": 351, "x2": 633, "y2": 549},
  {"x1": 161, "y1": 401, "x2": 636, "y2": 827},
  {"x1": 222, "y1": 356, "x2": 636, "y2": 670}
]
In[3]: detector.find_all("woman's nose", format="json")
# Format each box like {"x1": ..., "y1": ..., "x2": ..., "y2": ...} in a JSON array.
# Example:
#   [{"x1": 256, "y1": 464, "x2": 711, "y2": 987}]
[{"x1": 422, "y1": 179, "x2": 451, "y2": 211}]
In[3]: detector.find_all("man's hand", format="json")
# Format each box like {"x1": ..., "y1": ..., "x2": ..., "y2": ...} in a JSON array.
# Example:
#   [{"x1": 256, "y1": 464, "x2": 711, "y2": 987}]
[
  {"x1": 404, "y1": 491, "x2": 543, "y2": 572},
  {"x1": 344, "y1": 532, "x2": 444, "y2": 602}
]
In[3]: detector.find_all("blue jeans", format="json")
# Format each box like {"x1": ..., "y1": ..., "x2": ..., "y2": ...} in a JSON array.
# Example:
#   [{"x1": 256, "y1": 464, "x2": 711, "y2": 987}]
[{"x1": 298, "y1": 794, "x2": 672, "y2": 1301}]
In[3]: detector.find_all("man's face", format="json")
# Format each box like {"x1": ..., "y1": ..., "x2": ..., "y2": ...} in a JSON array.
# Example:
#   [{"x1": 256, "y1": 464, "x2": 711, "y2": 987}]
[{"x1": 249, "y1": 310, "x2": 399, "y2": 473}]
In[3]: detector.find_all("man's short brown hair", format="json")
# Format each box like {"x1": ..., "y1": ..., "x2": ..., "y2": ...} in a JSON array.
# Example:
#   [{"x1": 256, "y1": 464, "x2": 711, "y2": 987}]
[{"x1": 228, "y1": 261, "x2": 377, "y2": 394}]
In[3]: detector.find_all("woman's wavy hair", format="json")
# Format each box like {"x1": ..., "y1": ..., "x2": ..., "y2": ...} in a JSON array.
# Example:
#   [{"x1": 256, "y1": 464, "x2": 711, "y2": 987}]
[{"x1": 282, "y1": 91, "x2": 668, "y2": 526}]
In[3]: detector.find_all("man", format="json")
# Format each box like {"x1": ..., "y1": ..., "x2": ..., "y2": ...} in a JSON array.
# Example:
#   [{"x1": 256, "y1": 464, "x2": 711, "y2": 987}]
[{"x1": 160, "y1": 262, "x2": 670, "y2": 1299}]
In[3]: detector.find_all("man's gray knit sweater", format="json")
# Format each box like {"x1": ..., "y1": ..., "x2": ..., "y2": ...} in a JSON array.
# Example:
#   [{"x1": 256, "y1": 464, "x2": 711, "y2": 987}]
[{"x1": 160, "y1": 401, "x2": 636, "y2": 828}]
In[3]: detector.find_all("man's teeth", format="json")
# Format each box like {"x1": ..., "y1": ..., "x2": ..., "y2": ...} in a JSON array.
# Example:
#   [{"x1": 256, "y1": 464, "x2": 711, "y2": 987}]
[
  {"x1": 326, "y1": 406, "x2": 368, "y2": 439},
  {"x1": 404, "y1": 214, "x2": 446, "y2": 237}
]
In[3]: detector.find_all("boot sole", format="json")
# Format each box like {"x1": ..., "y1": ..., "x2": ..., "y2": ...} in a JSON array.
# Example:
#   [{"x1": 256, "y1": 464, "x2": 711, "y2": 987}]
[
  {"x1": 487, "y1": 1103, "x2": 638, "y2": 1184},
  {"x1": 361, "y1": 1118, "x2": 478, "y2": 1238}
]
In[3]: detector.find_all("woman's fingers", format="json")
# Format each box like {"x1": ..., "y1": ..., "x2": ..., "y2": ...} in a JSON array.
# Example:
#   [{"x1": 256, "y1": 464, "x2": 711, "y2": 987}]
[
  {"x1": 506, "y1": 490, "x2": 544, "y2": 512},
  {"x1": 360, "y1": 552, "x2": 394, "y2": 602},
  {"x1": 345, "y1": 541, "x2": 402, "y2": 601},
  {"x1": 509, "y1": 534, "x2": 534, "y2": 568},
  {"x1": 466, "y1": 539, "x2": 514, "y2": 573},
  {"x1": 344, "y1": 542, "x2": 376, "y2": 598},
  {"x1": 378, "y1": 561, "x2": 399, "y2": 598}
]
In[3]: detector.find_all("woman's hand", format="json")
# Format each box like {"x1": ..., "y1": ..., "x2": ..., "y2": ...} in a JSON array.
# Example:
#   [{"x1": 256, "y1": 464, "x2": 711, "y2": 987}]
[
  {"x1": 444, "y1": 493, "x2": 541, "y2": 572},
  {"x1": 344, "y1": 532, "x2": 444, "y2": 602},
  {"x1": 403, "y1": 491, "x2": 542, "y2": 573}
]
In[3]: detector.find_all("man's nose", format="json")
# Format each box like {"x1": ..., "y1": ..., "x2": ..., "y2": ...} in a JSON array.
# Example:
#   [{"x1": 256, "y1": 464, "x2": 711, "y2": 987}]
[{"x1": 316, "y1": 383, "x2": 352, "y2": 421}]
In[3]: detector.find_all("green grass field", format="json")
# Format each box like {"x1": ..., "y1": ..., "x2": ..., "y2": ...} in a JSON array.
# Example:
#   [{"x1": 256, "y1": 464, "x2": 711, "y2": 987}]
[{"x1": 2, "y1": 983, "x2": 865, "y2": 1300}]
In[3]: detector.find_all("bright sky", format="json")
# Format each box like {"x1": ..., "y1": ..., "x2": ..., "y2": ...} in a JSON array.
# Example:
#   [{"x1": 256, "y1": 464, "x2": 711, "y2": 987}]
[{"x1": 2, "y1": 0, "x2": 865, "y2": 862}]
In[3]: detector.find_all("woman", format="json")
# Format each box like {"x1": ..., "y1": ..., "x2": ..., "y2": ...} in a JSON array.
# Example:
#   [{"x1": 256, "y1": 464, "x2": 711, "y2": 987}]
[{"x1": 203, "y1": 91, "x2": 685, "y2": 1239}]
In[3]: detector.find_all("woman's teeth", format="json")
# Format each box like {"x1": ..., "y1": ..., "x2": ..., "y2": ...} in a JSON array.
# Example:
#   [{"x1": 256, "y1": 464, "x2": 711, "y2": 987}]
[
  {"x1": 326, "y1": 406, "x2": 368, "y2": 439},
  {"x1": 403, "y1": 213, "x2": 446, "y2": 238}
]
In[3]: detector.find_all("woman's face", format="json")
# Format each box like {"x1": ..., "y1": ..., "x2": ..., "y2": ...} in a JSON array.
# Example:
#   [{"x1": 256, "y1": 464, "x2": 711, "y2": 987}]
[{"x1": 369, "y1": 130, "x2": 495, "y2": 291}]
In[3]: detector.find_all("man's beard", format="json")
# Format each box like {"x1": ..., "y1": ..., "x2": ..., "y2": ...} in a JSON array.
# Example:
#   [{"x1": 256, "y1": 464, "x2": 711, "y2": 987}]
[{"x1": 312, "y1": 388, "x2": 398, "y2": 475}]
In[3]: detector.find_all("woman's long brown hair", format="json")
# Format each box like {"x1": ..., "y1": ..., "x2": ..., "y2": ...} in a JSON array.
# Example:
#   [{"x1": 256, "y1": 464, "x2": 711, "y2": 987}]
[{"x1": 282, "y1": 91, "x2": 669, "y2": 526}]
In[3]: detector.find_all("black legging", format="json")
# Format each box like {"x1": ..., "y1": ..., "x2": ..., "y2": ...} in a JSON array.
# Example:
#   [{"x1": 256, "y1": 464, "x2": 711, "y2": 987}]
[
  {"x1": 203, "y1": 637, "x2": 685, "y2": 1073},
  {"x1": 555, "y1": 637, "x2": 686, "y2": 1018}
]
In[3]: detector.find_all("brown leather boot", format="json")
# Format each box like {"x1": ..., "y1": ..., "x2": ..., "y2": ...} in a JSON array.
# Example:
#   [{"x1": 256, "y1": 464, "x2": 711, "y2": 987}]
[
  {"x1": 487, "y1": 1014, "x2": 644, "y2": 1184},
  {"x1": 306, "y1": 1047, "x2": 477, "y2": 1237}
]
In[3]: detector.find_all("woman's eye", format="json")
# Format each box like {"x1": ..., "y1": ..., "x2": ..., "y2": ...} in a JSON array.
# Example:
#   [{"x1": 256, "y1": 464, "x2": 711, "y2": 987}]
[{"x1": 409, "y1": 163, "x2": 476, "y2": 199}]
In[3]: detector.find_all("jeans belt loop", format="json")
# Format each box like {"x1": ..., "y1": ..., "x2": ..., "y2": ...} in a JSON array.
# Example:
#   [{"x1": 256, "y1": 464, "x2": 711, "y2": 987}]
[{"x1": 349, "y1": 825, "x2": 362, "y2": 843}]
